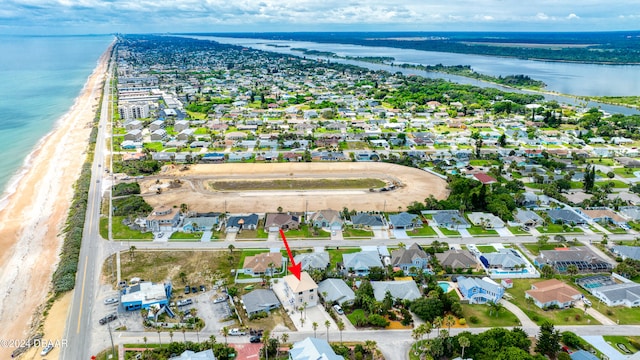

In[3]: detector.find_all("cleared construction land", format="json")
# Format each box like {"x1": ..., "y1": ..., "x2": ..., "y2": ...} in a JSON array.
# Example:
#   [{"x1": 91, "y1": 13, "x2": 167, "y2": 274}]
[{"x1": 137, "y1": 162, "x2": 449, "y2": 213}]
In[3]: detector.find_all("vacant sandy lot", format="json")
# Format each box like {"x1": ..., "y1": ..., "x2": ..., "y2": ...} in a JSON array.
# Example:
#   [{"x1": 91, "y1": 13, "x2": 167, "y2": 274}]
[{"x1": 137, "y1": 162, "x2": 448, "y2": 213}]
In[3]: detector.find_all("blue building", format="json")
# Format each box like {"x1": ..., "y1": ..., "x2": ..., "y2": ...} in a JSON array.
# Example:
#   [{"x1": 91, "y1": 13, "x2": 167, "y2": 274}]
[
  {"x1": 121, "y1": 282, "x2": 171, "y2": 311},
  {"x1": 457, "y1": 276, "x2": 504, "y2": 304}
]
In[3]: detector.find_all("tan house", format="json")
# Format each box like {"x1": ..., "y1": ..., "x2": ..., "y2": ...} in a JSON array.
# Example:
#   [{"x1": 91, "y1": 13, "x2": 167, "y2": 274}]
[
  {"x1": 264, "y1": 213, "x2": 300, "y2": 232},
  {"x1": 525, "y1": 279, "x2": 582, "y2": 309},
  {"x1": 242, "y1": 252, "x2": 284, "y2": 277},
  {"x1": 283, "y1": 272, "x2": 318, "y2": 306},
  {"x1": 145, "y1": 205, "x2": 180, "y2": 232}
]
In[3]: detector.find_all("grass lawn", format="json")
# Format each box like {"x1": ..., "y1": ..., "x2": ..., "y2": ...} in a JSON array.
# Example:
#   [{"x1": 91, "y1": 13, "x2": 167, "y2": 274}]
[
  {"x1": 595, "y1": 180, "x2": 629, "y2": 188},
  {"x1": 613, "y1": 167, "x2": 637, "y2": 178},
  {"x1": 508, "y1": 226, "x2": 530, "y2": 235},
  {"x1": 143, "y1": 142, "x2": 164, "y2": 152},
  {"x1": 588, "y1": 225, "x2": 603, "y2": 234},
  {"x1": 588, "y1": 158, "x2": 616, "y2": 166},
  {"x1": 440, "y1": 227, "x2": 460, "y2": 236},
  {"x1": 536, "y1": 224, "x2": 583, "y2": 234},
  {"x1": 111, "y1": 216, "x2": 154, "y2": 240},
  {"x1": 346, "y1": 308, "x2": 366, "y2": 326},
  {"x1": 235, "y1": 228, "x2": 269, "y2": 239},
  {"x1": 476, "y1": 245, "x2": 497, "y2": 253},
  {"x1": 599, "y1": 306, "x2": 640, "y2": 325},
  {"x1": 603, "y1": 336, "x2": 640, "y2": 354},
  {"x1": 407, "y1": 226, "x2": 437, "y2": 237},
  {"x1": 284, "y1": 225, "x2": 330, "y2": 238},
  {"x1": 342, "y1": 227, "x2": 373, "y2": 238},
  {"x1": 467, "y1": 226, "x2": 498, "y2": 236},
  {"x1": 505, "y1": 278, "x2": 599, "y2": 326},
  {"x1": 469, "y1": 159, "x2": 500, "y2": 166},
  {"x1": 523, "y1": 243, "x2": 567, "y2": 256},
  {"x1": 462, "y1": 304, "x2": 520, "y2": 328},
  {"x1": 168, "y1": 232, "x2": 214, "y2": 240},
  {"x1": 238, "y1": 249, "x2": 269, "y2": 267},
  {"x1": 327, "y1": 248, "x2": 360, "y2": 270}
]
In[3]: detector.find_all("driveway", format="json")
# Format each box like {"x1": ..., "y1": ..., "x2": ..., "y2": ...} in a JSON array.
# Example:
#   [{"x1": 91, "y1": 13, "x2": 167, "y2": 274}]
[
  {"x1": 393, "y1": 229, "x2": 409, "y2": 239},
  {"x1": 458, "y1": 228, "x2": 472, "y2": 238},
  {"x1": 582, "y1": 336, "x2": 627, "y2": 360},
  {"x1": 373, "y1": 229, "x2": 389, "y2": 239},
  {"x1": 330, "y1": 230, "x2": 344, "y2": 241},
  {"x1": 225, "y1": 232, "x2": 237, "y2": 242},
  {"x1": 500, "y1": 299, "x2": 536, "y2": 328},
  {"x1": 496, "y1": 227, "x2": 514, "y2": 237}
]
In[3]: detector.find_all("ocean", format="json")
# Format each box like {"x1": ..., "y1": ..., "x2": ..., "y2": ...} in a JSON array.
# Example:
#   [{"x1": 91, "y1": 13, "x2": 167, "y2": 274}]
[{"x1": 0, "y1": 35, "x2": 113, "y2": 203}]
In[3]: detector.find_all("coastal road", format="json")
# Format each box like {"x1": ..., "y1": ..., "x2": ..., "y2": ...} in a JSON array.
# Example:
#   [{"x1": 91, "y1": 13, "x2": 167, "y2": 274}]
[{"x1": 62, "y1": 48, "x2": 115, "y2": 360}]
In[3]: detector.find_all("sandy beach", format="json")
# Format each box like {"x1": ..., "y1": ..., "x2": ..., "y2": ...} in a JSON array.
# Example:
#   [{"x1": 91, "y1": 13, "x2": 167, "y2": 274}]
[{"x1": 0, "y1": 44, "x2": 111, "y2": 358}]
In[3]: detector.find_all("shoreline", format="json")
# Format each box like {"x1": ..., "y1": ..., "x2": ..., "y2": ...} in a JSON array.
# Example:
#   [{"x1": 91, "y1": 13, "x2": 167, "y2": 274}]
[{"x1": 0, "y1": 43, "x2": 112, "y2": 358}]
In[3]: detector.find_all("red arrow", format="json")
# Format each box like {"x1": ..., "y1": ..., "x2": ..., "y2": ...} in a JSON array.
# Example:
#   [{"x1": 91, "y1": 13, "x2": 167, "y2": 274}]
[{"x1": 280, "y1": 229, "x2": 301, "y2": 280}]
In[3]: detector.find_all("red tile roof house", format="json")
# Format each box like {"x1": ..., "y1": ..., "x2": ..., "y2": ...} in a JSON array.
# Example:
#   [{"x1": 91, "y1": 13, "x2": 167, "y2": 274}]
[
  {"x1": 473, "y1": 172, "x2": 497, "y2": 185},
  {"x1": 525, "y1": 279, "x2": 582, "y2": 309}
]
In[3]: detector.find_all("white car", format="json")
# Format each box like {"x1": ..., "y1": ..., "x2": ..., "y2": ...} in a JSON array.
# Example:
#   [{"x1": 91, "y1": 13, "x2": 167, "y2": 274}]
[
  {"x1": 583, "y1": 298, "x2": 592, "y2": 306},
  {"x1": 229, "y1": 328, "x2": 246, "y2": 336},
  {"x1": 41, "y1": 343, "x2": 54, "y2": 356},
  {"x1": 104, "y1": 297, "x2": 119, "y2": 305}
]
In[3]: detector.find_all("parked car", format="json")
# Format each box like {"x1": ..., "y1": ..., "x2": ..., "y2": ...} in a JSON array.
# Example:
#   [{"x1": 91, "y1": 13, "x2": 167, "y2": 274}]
[
  {"x1": 213, "y1": 295, "x2": 227, "y2": 304},
  {"x1": 229, "y1": 328, "x2": 246, "y2": 336},
  {"x1": 583, "y1": 298, "x2": 592, "y2": 306},
  {"x1": 249, "y1": 336, "x2": 261, "y2": 343},
  {"x1": 103, "y1": 297, "x2": 119, "y2": 305},
  {"x1": 40, "y1": 343, "x2": 54, "y2": 356},
  {"x1": 184, "y1": 286, "x2": 191, "y2": 294},
  {"x1": 200, "y1": 285, "x2": 206, "y2": 292},
  {"x1": 333, "y1": 304, "x2": 344, "y2": 315},
  {"x1": 177, "y1": 299, "x2": 193, "y2": 307},
  {"x1": 191, "y1": 286, "x2": 198, "y2": 293},
  {"x1": 99, "y1": 313, "x2": 117, "y2": 325}
]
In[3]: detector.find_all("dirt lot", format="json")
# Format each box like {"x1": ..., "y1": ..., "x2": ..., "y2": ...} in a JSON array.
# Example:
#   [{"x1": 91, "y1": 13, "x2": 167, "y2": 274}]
[{"x1": 137, "y1": 162, "x2": 448, "y2": 213}]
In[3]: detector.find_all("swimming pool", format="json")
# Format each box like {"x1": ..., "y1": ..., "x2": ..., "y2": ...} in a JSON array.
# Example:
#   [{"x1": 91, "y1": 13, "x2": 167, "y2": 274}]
[
  {"x1": 438, "y1": 281, "x2": 450, "y2": 292},
  {"x1": 492, "y1": 269, "x2": 529, "y2": 275}
]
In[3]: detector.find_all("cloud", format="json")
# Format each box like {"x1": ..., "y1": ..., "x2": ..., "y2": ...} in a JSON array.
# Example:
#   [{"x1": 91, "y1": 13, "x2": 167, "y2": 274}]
[{"x1": 2, "y1": 0, "x2": 639, "y2": 34}]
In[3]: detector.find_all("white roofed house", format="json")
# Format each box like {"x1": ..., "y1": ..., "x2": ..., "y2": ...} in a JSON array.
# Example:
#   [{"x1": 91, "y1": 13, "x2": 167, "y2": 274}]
[
  {"x1": 431, "y1": 210, "x2": 471, "y2": 230},
  {"x1": 124, "y1": 129, "x2": 143, "y2": 142},
  {"x1": 342, "y1": 251, "x2": 384, "y2": 276},
  {"x1": 177, "y1": 128, "x2": 196, "y2": 141},
  {"x1": 467, "y1": 212, "x2": 505, "y2": 229},
  {"x1": 289, "y1": 337, "x2": 344, "y2": 360},
  {"x1": 293, "y1": 252, "x2": 330, "y2": 272},
  {"x1": 371, "y1": 280, "x2": 421, "y2": 302},
  {"x1": 283, "y1": 272, "x2": 319, "y2": 307},
  {"x1": 150, "y1": 129, "x2": 167, "y2": 141},
  {"x1": 457, "y1": 276, "x2": 505, "y2": 304},
  {"x1": 308, "y1": 209, "x2": 343, "y2": 230},
  {"x1": 317, "y1": 278, "x2": 355, "y2": 306}
]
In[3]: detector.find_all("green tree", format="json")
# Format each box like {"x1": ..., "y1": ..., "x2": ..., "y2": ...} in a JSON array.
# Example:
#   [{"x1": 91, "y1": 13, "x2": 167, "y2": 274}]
[
  {"x1": 535, "y1": 321, "x2": 562, "y2": 359},
  {"x1": 458, "y1": 335, "x2": 470, "y2": 359},
  {"x1": 537, "y1": 235, "x2": 550, "y2": 246}
]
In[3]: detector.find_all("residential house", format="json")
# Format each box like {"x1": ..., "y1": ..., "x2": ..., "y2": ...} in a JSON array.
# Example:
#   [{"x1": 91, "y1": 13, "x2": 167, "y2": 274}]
[
  {"x1": 150, "y1": 129, "x2": 167, "y2": 141},
  {"x1": 226, "y1": 214, "x2": 259, "y2": 232},
  {"x1": 525, "y1": 279, "x2": 581, "y2": 309},
  {"x1": 145, "y1": 205, "x2": 181, "y2": 232},
  {"x1": 473, "y1": 173, "x2": 497, "y2": 185},
  {"x1": 294, "y1": 252, "x2": 330, "y2": 271},
  {"x1": 149, "y1": 120, "x2": 165, "y2": 131},
  {"x1": 611, "y1": 246, "x2": 640, "y2": 261},
  {"x1": 456, "y1": 276, "x2": 505, "y2": 304},
  {"x1": 569, "y1": 350, "x2": 599, "y2": 360},
  {"x1": 242, "y1": 252, "x2": 283, "y2": 276},
  {"x1": 241, "y1": 289, "x2": 281, "y2": 317},
  {"x1": 152, "y1": 152, "x2": 174, "y2": 162},
  {"x1": 124, "y1": 129, "x2": 143, "y2": 142},
  {"x1": 174, "y1": 120, "x2": 190, "y2": 132},
  {"x1": 169, "y1": 349, "x2": 216, "y2": 360},
  {"x1": 390, "y1": 243, "x2": 430, "y2": 273},
  {"x1": 125, "y1": 119, "x2": 143, "y2": 131},
  {"x1": 589, "y1": 280, "x2": 640, "y2": 307},
  {"x1": 308, "y1": 210, "x2": 343, "y2": 230},
  {"x1": 283, "y1": 272, "x2": 319, "y2": 306},
  {"x1": 501, "y1": 279, "x2": 513, "y2": 289},
  {"x1": 342, "y1": 251, "x2": 384, "y2": 276},
  {"x1": 289, "y1": 337, "x2": 344, "y2": 360},
  {"x1": 351, "y1": 213, "x2": 386, "y2": 229},
  {"x1": 177, "y1": 128, "x2": 196, "y2": 141},
  {"x1": 317, "y1": 279, "x2": 356, "y2": 306},
  {"x1": 435, "y1": 249, "x2": 479, "y2": 270},
  {"x1": 467, "y1": 212, "x2": 505, "y2": 229},
  {"x1": 371, "y1": 280, "x2": 422, "y2": 302},
  {"x1": 514, "y1": 209, "x2": 544, "y2": 227},
  {"x1": 546, "y1": 209, "x2": 588, "y2": 225},
  {"x1": 182, "y1": 214, "x2": 220, "y2": 232},
  {"x1": 264, "y1": 213, "x2": 300, "y2": 232},
  {"x1": 480, "y1": 250, "x2": 527, "y2": 270},
  {"x1": 582, "y1": 208, "x2": 628, "y2": 227},
  {"x1": 430, "y1": 210, "x2": 471, "y2": 230},
  {"x1": 535, "y1": 248, "x2": 613, "y2": 273},
  {"x1": 388, "y1": 212, "x2": 423, "y2": 230}
]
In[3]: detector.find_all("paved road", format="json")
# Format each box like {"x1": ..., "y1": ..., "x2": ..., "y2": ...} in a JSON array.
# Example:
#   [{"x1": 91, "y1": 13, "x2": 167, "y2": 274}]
[{"x1": 61, "y1": 48, "x2": 115, "y2": 360}]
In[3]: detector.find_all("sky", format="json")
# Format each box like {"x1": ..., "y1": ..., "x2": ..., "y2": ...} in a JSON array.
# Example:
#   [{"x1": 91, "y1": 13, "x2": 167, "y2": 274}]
[{"x1": 1, "y1": 0, "x2": 639, "y2": 35}]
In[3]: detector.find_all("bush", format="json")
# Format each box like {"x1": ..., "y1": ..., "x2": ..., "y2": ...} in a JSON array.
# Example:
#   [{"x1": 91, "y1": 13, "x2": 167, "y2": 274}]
[
  {"x1": 368, "y1": 314, "x2": 390, "y2": 328},
  {"x1": 113, "y1": 182, "x2": 141, "y2": 196},
  {"x1": 574, "y1": 314, "x2": 581, "y2": 321},
  {"x1": 458, "y1": 318, "x2": 466, "y2": 325},
  {"x1": 469, "y1": 316, "x2": 479, "y2": 324},
  {"x1": 113, "y1": 195, "x2": 153, "y2": 216}
]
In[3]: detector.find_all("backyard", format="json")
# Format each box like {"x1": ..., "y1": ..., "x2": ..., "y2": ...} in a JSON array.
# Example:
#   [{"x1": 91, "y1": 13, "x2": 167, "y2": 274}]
[{"x1": 461, "y1": 304, "x2": 520, "y2": 328}]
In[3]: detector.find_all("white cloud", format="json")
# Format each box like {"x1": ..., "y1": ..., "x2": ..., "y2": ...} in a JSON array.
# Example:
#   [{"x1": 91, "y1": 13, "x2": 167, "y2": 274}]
[{"x1": 567, "y1": 13, "x2": 580, "y2": 20}]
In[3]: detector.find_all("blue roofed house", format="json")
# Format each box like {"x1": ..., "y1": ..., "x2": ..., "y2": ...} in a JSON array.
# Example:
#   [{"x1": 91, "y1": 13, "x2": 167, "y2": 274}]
[
  {"x1": 318, "y1": 278, "x2": 356, "y2": 306},
  {"x1": 371, "y1": 280, "x2": 422, "y2": 302},
  {"x1": 570, "y1": 350, "x2": 599, "y2": 360},
  {"x1": 289, "y1": 337, "x2": 344, "y2": 360},
  {"x1": 390, "y1": 243, "x2": 430, "y2": 273},
  {"x1": 182, "y1": 214, "x2": 220, "y2": 232},
  {"x1": 226, "y1": 214, "x2": 259, "y2": 233},
  {"x1": 430, "y1": 210, "x2": 471, "y2": 230},
  {"x1": 480, "y1": 249, "x2": 527, "y2": 271},
  {"x1": 611, "y1": 245, "x2": 640, "y2": 261},
  {"x1": 456, "y1": 276, "x2": 505, "y2": 304},
  {"x1": 514, "y1": 209, "x2": 544, "y2": 227},
  {"x1": 342, "y1": 251, "x2": 384, "y2": 276},
  {"x1": 241, "y1": 289, "x2": 281, "y2": 317},
  {"x1": 351, "y1": 212, "x2": 387, "y2": 229},
  {"x1": 121, "y1": 281, "x2": 171, "y2": 311},
  {"x1": 294, "y1": 252, "x2": 330, "y2": 271},
  {"x1": 546, "y1": 209, "x2": 588, "y2": 225},
  {"x1": 388, "y1": 212, "x2": 423, "y2": 230}
]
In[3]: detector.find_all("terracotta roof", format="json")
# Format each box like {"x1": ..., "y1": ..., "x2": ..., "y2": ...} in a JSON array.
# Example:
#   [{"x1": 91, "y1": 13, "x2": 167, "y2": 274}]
[
  {"x1": 243, "y1": 252, "x2": 283, "y2": 273},
  {"x1": 526, "y1": 279, "x2": 581, "y2": 304},
  {"x1": 473, "y1": 173, "x2": 497, "y2": 184},
  {"x1": 284, "y1": 272, "x2": 318, "y2": 293}
]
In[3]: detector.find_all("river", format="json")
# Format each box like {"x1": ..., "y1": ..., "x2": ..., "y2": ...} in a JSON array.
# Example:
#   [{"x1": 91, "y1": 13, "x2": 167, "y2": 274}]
[{"x1": 191, "y1": 36, "x2": 640, "y2": 115}]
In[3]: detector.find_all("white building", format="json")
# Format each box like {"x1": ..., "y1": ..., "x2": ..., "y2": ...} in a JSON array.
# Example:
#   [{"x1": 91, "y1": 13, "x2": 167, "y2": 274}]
[
  {"x1": 118, "y1": 102, "x2": 150, "y2": 121},
  {"x1": 283, "y1": 272, "x2": 318, "y2": 307}
]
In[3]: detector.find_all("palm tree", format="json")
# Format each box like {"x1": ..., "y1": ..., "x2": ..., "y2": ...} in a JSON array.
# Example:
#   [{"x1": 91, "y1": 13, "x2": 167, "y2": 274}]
[
  {"x1": 444, "y1": 314, "x2": 456, "y2": 335},
  {"x1": 281, "y1": 333, "x2": 289, "y2": 346},
  {"x1": 458, "y1": 335, "x2": 470, "y2": 359},
  {"x1": 129, "y1": 245, "x2": 136, "y2": 261},
  {"x1": 325, "y1": 320, "x2": 331, "y2": 342},
  {"x1": 143, "y1": 336, "x2": 148, "y2": 358},
  {"x1": 364, "y1": 340, "x2": 377, "y2": 360},
  {"x1": 169, "y1": 330, "x2": 174, "y2": 344},
  {"x1": 181, "y1": 325, "x2": 186, "y2": 343},
  {"x1": 433, "y1": 316, "x2": 443, "y2": 337},
  {"x1": 312, "y1": 322, "x2": 318, "y2": 338},
  {"x1": 488, "y1": 300, "x2": 504, "y2": 318},
  {"x1": 228, "y1": 244, "x2": 235, "y2": 253},
  {"x1": 567, "y1": 264, "x2": 579, "y2": 277},
  {"x1": 423, "y1": 322, "x2": 433, "y2": 341},
  {"x1": 222, "y1": 326, "x2": 229, "y2": 344},
  {"x1": 337, "y1": 320, "x2": 345, "y2": 344},
  {"x1": 156, "y1": 326, "x2": 162, "y2": 347}
]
